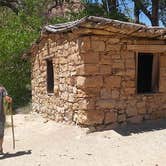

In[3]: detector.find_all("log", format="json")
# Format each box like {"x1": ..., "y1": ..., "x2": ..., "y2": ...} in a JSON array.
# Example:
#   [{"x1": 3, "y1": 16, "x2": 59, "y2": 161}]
[{"x1": 127, "y1": 44, "x2": 166, "y2": 53}]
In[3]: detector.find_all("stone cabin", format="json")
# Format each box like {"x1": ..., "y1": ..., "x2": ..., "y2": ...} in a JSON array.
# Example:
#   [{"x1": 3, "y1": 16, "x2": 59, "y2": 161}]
[{"x1": 30, "y1": 16, "x2": 166, "y2": 127}]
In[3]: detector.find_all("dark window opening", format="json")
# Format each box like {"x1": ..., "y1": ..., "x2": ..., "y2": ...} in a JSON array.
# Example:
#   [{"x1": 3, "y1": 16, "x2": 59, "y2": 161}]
[
  {"x1": 137, "y1": 53, "x2": 159, "y2": 94},
  {"x1": 46, "y1": 59, "x2": 54, "y2": 93}
]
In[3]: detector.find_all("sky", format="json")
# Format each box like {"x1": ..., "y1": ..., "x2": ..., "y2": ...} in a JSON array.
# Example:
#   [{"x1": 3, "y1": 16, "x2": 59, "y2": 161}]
[
  {"x1": 120, "y1": 0, "x2": 151, "y2": 26},
  {"x1": 119, "y1": 0, "x2": 163, "y2": 27},
  {"x1": 93, "y1": 0, "x2": 163, "y2": 26}
]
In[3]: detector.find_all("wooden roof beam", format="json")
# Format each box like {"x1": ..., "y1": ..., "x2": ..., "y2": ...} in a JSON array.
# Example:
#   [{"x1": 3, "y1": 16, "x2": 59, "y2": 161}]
[{"x1": 127, "y1": 44, "x2": 166, "y2": 53}]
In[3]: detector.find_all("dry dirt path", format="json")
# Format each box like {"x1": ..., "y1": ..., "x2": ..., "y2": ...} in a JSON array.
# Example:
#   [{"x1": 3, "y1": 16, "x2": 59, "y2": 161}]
[{"x1": 0, "y1": 112, "x2": 166, "y2": 166}]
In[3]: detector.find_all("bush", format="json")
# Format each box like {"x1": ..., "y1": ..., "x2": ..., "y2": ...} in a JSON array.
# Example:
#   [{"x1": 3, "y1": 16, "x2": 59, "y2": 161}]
[
  {"x1": 0, "y1": 0, "x2": 130, "y2": 108},
  {"x1": 0, "y1": 7, "x2": 41, "y2": 108}
]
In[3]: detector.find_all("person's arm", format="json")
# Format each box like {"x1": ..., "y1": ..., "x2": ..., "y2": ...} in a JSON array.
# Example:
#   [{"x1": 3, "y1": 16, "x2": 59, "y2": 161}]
[
  {"x1": 2, "y1": 87, "x2": 8, "y2": 96},
  {"x1": 3, "y1": 88, "x2": 12, "y2": 103}
]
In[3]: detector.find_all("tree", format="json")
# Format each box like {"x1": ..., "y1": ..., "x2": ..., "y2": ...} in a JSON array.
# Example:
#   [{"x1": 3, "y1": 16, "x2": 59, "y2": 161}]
[
  {"x1": 0, "y1": 0, "x2": 22, "y2": 14},
  {"x1": 0, "y1": 1, "x2": 44, "y2": 107},
  {"x1": 134, "y1": 1, "x2": 140, "y2": 23},
  {"x1": 132, "y1": 0, "x2": 159, "y2": 26},
  {"x1": 106, "y1": 0, "x2": 118, "y2": 13},
  {"x1": 159, "y1": 0, "x2": 166, "y2": 26}
]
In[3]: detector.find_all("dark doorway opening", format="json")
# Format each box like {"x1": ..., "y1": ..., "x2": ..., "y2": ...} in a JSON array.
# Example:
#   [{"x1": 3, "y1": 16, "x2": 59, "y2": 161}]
[
  {"x1": 46, "y1": 59, "x2": 54, "y2": 93},
  {"x1": 137, "y1": 53, "x2": 153, "y2": 93}
]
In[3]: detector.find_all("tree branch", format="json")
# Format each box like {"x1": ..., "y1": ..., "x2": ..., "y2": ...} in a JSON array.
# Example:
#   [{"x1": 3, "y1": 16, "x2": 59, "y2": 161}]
[
  {"x1": 151, "y1": 0, "x2": 159, "y2": 26},
  {"x1": 132, "y1": 0, "x2": 152, "y2": 21},
  {"x1": 134, "y1": 1, "x2": 140, "y2": 23}
]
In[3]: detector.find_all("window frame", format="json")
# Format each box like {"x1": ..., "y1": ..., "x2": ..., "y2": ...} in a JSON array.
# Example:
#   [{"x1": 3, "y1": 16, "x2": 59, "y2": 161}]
[{"x1": 135, "y1": 52, "x2": 159, "y2": 94}]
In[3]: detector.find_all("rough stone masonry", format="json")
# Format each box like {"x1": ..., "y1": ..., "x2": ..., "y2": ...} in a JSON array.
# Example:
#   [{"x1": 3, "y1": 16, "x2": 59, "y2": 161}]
[{"x1": 31, "y1": 16, "x2": 166, "y2": 128}]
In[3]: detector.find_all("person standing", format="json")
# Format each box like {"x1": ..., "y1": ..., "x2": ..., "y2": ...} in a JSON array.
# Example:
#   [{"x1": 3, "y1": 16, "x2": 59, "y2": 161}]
[{"x1": 0, "y1": 85, "x2": 12, "y2": 154}]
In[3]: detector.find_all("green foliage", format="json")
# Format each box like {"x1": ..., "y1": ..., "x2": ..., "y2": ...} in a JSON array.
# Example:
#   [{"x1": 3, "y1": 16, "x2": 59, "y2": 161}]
[
  {"x1": 50, "y1": 0, "x2": 129, "y2": 24},
  {"x1": 0, "y1": 5, "x2": 41, "y2": 108},
  {"x1": 0, "y1": 0, "x2": 130, "y2": 109},
  {"x1": 4, "y1": 0, "x2": 164, "y2": 109}
]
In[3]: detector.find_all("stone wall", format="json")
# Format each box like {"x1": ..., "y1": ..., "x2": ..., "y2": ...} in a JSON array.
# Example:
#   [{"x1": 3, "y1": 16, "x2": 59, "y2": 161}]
[
  {"x1": 31, "y1": 33, "x2": 166, "y2": 127},
  {"x1": 32, "y1": 33, "x2": 82, "y2": 123},
  {"x1": 74, "y1": 36, "x2": 166, "y2": 126}
]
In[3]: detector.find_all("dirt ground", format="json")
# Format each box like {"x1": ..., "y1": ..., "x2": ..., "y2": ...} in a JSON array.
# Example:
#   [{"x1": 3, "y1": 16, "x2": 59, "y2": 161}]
[{"x1": 1, "y1": 111, "x2": 166, "y2": 166}]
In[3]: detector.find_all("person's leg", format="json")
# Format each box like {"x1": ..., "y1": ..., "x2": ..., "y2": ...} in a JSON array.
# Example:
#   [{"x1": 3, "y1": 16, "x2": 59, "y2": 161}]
[
  {"x1": 0, "y1": 137, "x2": 3, "y2": 153},
  {"x1": 0, "y1": 121, "x2": 4, "y2": 154}
]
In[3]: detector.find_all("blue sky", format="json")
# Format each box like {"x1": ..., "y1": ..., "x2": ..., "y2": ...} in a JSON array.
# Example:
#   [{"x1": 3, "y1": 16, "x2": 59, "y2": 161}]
[
  {"x1": 120, "y1": 0, "x2": 163, "y2": 27},
  {"x1": 93, "y1": 0, "x2": 163, "y2": 26},
  {"x1": 119, "y1": 0, "x2": 151, "y2": 25}
]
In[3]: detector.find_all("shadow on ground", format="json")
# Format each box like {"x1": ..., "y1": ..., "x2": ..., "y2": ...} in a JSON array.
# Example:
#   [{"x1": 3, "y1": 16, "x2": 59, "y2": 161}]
[
  {"x1": 88, "y1": 119, "x2": 166, "y2": 136},
  {"x1": 0, "y1": 150, "x2": 32, "y2": 160},
  {"x1": 115, "y1": 119, "x2": 166, "y2": 136}
]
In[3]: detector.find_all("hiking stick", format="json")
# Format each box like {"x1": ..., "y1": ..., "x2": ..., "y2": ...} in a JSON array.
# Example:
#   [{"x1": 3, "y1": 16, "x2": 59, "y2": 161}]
[{"x1": 10, "y1": 102, "x2": 15, "y2": 150}]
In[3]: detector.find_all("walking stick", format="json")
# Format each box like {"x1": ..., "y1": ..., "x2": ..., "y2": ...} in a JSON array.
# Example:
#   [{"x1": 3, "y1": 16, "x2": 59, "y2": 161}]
[{"x1": 10, "y1": 102, "x2": 15, "y2": 150}]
